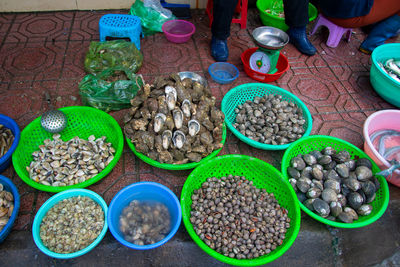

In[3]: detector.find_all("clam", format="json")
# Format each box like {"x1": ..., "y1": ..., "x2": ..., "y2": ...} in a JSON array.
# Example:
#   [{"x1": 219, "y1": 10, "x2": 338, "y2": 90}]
[
  {"x1": 322, "y1": 146, "x2": 336, "y2": 156},
  {"x1": 355, "y1": 166, "x2": 372, "y2": 181},
  {"x1": 287, "y1": 167, "x2": 301, "y2": 179},
  {"x1": 335, "y1": 163, "x2": 350, "y2": 178},
  {"x1": 291, "y1": 156, "x2": 306, "y2": 171},
  {"x1": 303, "y1": 198, "x2": 315, "y2": 211},
  {"x1": 357, "y1": 204, "x2": 372, "y2": 216},
  {"x1": 306, "y1": 187, "x2": 322, "y2": 199},
  {"x1": 330, "y1": 201, "x2": 342, "y2": 217},
  {"x1": 356, "y1": 158, "x2": 372, "y2": 169},
  {"x1": 332, "y1": 150, "x2": 351, "y2": 163},
  {"x1": 324, "y1": 179, "x2": 341, "y2": 194},
  {"x1": 347, "y1": 192, "x2": 364, "y2": 210},
  {"x1": 344, "y1": 177, "x2": 361, "y2": 192},
  {"x1": 321, "y1": 188, "x2": 338, "y2": 203},
  {"x1": 162, "y1": 130, "x2": 172, "y2": 150},
  {"x1": 343, "y1": 207, "x2": 358, "y2": 220},
  {"x1": 172, "y1": 108, "x2": 184, "y2": 129},
  {"x1": 303, "y1": 154, "x2": 317, "y2": 166},
  {"x1": 338, "y1": 212, "x2": 354, "y2": 223},
  {"x1": 154, "y1": 113, "x2": 166, "y2": 133},
  {"x1": 313, "y1": 198, "x2": 330, "y2": 218},
  {"x1": 173, "y1": 130, "x2": 186, "y2": 149},
  {"x1": 318, "y1": 155, "x2": 332, "y2": 165},
  {"x1": 181, "y1": 99, "x2": 192, "y2": 118},
  {"x1": 188, "y1": 120, "x2": 201, "y2": 137}
]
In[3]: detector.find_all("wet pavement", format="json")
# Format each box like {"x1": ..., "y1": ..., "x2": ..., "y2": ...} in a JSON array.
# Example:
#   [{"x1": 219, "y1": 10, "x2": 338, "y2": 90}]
[{"x1": 0, "y1": 8, "x2": 399, "y2": 267}]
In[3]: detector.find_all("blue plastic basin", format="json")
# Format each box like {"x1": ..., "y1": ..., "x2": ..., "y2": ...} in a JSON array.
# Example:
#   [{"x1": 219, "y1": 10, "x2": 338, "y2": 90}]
[
  {"x1": 208, "y1": 62, "x2": 239, "y2": 84},
  {"x1": 108, "y1": 181, "x2": 182, "y2": 250},
  {"x1": 0, "y1": 175, "x2": 20, "y2": 243},
  {"x1": 0, "y1": 114, "x2": 20, "y2": 173},
  {"x1": 32, "y1": 189, "x2": 108, "y2": 259}
]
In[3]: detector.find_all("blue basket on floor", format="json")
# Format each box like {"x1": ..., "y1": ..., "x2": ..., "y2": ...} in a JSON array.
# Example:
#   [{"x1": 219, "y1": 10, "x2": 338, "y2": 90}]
[
  {"x1": 99, "y1": 14, "x2": 142, "y2": 50},
  {"x1": 208, "y1": 62, "x2": 239, "y2": 84}
]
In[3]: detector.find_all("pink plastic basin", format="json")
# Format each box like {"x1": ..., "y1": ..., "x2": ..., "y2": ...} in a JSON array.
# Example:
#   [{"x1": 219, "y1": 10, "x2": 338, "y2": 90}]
[
  {"x1": 162, "y1": 20, "x2": 195, "y2": 44},
  {"x1": 363, "y1": 109, "x2": 400, "y2": 187}
]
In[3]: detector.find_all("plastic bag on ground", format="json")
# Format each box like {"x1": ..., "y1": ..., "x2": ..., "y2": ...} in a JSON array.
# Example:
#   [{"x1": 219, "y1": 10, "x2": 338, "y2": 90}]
[
  {"x1": 84, "y1": 40, "x2": 143, "y2": 74},
  {"x1": 130, "y1": 0, "x2": 176, "y2": 35},
  {"x1": 79, "y1": 67, "x2": 144, "y2": 112}
]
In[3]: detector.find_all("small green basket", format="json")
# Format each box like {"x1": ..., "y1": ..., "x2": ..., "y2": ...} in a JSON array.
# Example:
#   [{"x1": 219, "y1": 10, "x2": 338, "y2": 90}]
[
  {"x1": 126, "y1": 123, "x2": 227, "y2": 170},
  {"x1": 221, "y1": 83, "x2": 312, "y2": 150},
  {"x1": 281, "y1": 135, "x2": 390, "y2": 228},
  {"x1": 256, "y1": 0, "x2": 318, "y2": 32},
  {"x1": 12, "y1": 106, "x2": 124, "y2": 193},
  {"x1": 181, "y1": 154, "x2": 301, "y2": 266}
]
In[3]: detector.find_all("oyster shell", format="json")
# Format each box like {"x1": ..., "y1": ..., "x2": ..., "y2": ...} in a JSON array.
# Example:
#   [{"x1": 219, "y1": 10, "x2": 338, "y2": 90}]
[
  {"x1": 173, "y1": 130, "x2": 186, "y2": 149},
  {"x1": 173, "y1": 108, "x2": 184, "y2": 129},
  {"x1": 154, "y1": 113, "x2": 166, "y2": 133},
  {"x1": 188, "y1": 120, "x2": 201, "y2": 137},
  {"x1": 181, "y1": 99, "x2": 191, "y2": 118},
  {"x1": 162, "y1": 130, "x2": 172, "y2": 150},
  {"x1": 165, "y1": 86, "x2": 177, "y2": 111}
]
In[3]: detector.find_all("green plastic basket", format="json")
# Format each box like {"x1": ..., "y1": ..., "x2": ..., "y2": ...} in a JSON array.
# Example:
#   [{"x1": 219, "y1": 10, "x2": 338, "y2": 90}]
[
  {"x1": 221, "y1": 83, "x2": 312, "y2": 150},
  {"x1": 281, "y1": 135, "x2": 390, "y2": 228},
  {"x1": 181, "y1": 154, "x2": 301, "y2": 266},
  {"x1": 12, "y1": 106, "x2": 124, "y2": 193},
  {"x1": 256, "y1": 0, "x2": 318, "y2": 32},
  {"x1": 126, "y1": 123, "x2": 227, "y2": 170}
]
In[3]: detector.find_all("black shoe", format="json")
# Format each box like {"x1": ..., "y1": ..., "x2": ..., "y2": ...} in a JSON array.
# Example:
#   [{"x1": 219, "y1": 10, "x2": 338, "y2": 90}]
[
  {"x1": 287, "y1": 27, "x2": 316, "y2": 56},
  {"x1": 211, "y1": 37, "x2": 228, "y2": 62}
]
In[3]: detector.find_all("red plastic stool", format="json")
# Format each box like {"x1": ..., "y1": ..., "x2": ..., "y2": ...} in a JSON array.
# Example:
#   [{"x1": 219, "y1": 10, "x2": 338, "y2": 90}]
[
  {"x1": 311, "y1": 14, "x2": 352, "y2": 48},
  {"x1": 206, "y1": 0, "x2": 248, "y2": 29}
]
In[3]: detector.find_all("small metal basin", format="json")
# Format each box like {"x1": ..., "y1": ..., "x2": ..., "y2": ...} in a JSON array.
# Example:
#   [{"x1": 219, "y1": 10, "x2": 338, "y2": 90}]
[
  {"x1": 178, "y1": 71, "x2": 208, "y2": 87},
  {"x1": 252, "y1": 26, "x2": 289, "y2": 50}
]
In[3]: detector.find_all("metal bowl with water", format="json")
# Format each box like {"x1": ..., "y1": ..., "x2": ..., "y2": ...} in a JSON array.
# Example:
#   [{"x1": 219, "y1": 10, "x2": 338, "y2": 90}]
[
  {"x1": 178, "y1": 71, "x2": 208, "y2": 88},
  {"x1": 252, "y1": 26, "x2": 289, "y2": 50}
]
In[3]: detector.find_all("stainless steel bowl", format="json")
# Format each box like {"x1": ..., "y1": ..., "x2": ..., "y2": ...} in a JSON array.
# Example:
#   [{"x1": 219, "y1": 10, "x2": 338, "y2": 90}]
[
  {"x1": 252, "y1": 26, "x2": 289, "y2": 50},
  {"x1": 178, "y1": 71, "x2": 208, "y2": 88}
]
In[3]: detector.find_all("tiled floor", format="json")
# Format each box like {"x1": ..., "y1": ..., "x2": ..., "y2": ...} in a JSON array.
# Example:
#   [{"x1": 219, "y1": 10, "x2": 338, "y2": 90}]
[{"x1": 0, "y1": 8, "x2": 399, "y2": 266}]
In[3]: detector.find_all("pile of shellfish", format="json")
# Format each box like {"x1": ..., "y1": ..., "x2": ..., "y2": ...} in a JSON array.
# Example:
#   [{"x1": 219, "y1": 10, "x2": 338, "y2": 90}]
[
  {"x1": 27, "y1": 134, "x2": 115, "y2": 187},
  {"x1": 124, "y1": 73, "x2": 225, "y2": 164},
  {"x1": 0, "y1": 124, "x2": 14, "y2": 158},
  {"x1": 0, "y1": 184, "x2": 14, "y2": 232},
  {"x1": 288, "y1": 147, "x2": 380, "y2": 223}
]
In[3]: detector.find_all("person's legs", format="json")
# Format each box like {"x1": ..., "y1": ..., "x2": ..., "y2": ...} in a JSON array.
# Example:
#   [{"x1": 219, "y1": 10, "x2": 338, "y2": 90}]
[
  {"x1": 325, "y1": 0, "x2": 400, "y2": 54},
  {"x1": 211, "y1": 0, "x2": 238, "y2": 61},
  {"x1": 283, "y1": 0, "x2": 316, "y2": 56}
]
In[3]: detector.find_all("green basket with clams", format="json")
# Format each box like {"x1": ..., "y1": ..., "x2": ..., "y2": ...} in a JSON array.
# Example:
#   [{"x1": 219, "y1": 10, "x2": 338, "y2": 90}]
[
  {"x1": 181, "y1": 154, "x2": 301, "y2": 266},
  {"x1": 281, "y1": 135, "x2": 389, "y2": 228},
  {"x1": 12, "y1": 106, "x2": 124, "y2": 193},
  {"x1": 126, "y1": 123, "x2": 227, "y2": 170},
  {"x1": 221, "y1": 83, "x2": 312, "y2": 150}
]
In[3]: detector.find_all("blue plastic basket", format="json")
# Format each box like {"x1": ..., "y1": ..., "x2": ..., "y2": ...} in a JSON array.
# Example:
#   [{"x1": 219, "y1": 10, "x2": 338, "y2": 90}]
[
  {"x1": 32, "y1": 189, "x2": 108, "y2": 259},
  {"x1": 0, "y1": 114, "x2": 20, "y2": 173},
  {"x1": 108, "y1": 182, "x2": 182, "y2": 250},
  {"x1": 99, "y1": 14, "x2": 142, "y2": 50},
  {"x1": 0, "y1": 175, "x2": 20, "y2": 243},
  {"x1": 208, "y1": 62, "x2": 239, "y2": 84}
]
